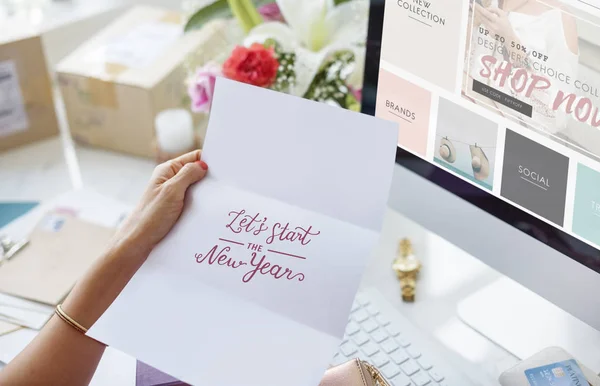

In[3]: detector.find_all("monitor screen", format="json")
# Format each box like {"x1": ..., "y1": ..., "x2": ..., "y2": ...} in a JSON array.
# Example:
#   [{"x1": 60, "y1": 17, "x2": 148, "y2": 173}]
[{"x1": 362, "y1": 0, "x2": 600, "y2": 272}]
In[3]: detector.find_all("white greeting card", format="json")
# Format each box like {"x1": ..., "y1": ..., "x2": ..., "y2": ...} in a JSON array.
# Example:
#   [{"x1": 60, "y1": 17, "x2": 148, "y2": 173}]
[{"x1": 88, "y1": 78, "x2": 398, "y2": 385}]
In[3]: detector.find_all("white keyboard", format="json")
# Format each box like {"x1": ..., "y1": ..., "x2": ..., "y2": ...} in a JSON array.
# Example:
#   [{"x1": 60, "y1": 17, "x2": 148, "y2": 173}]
[{"x1": 331, "y1": 288, "x2": 471, "y2": 386}]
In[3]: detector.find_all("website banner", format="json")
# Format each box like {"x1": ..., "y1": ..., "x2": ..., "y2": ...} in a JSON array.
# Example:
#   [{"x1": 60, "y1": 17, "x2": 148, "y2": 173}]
[{"x1": 463, "y1": 0, "x2": 600, "y2": 162}]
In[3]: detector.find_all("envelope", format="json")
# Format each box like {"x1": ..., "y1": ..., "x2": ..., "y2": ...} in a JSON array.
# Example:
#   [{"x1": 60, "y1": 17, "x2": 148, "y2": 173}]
[
  {"x1": 0, "y1": 212, "x2": 115, "y2": 306},
  {"x1": 0, "y1": 321, "x2": 20, "y2": 337},
  {"x1": 88, "y1": 78, "x2": 398, "y2": 386},
  {"x1": 0, "y1": 190, "x2": 130, "y2": 330}
]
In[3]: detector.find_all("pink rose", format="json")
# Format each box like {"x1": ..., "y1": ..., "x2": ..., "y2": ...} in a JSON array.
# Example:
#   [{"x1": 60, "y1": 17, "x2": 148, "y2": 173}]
[
  {"x1": 188, "y1": 63, "x2": 222, "y2": 113},
  {"x1": 349, "y1": 86, "x2": 362, "y2": 102},
  {"x1": 258, "y1": 3, "x2": 284, "y2": 22}
]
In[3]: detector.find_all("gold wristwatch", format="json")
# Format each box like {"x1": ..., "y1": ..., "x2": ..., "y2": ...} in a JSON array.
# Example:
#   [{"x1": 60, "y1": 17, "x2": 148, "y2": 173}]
[{"x1": 392, "y1": 238, "x2": 421, "y2": 302}]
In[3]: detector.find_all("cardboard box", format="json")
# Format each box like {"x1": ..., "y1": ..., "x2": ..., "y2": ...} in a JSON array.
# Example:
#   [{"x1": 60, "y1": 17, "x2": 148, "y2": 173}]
[
  {"x1": 56, "y1": 5, "x2": 229, "y2": 158},
  {"x1": 0, "y1": 28, "x2": 59, "y2": 152}
]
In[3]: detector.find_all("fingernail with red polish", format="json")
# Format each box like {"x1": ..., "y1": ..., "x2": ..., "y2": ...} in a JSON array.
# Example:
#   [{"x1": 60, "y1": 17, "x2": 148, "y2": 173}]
[{"x1": 198, "y1": 161, "x2": 208, "y2": 170}]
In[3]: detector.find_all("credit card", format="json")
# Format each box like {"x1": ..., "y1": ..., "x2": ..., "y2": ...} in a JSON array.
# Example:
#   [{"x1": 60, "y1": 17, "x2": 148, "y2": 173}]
[{"x1": 525, "y1": 359, "x2": 590, "y2": 386}]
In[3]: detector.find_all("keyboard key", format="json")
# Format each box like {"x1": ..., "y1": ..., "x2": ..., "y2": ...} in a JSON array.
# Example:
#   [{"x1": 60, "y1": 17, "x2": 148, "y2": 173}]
[
  {"x1": 380, "y1": 339, "x2": 400, "y2": 354},
  {"x1": 345, "y1": 321, "x2": 360, "y2": 335},
  {"x1": 330, "y1": 353, "x2": 348, "y2": 367},
  {"x1": 390, "y1": 350, "x2": 410, "y2": 364},
  {"x1": 429, "y1": 370, "x2": 445, "y2": 382},
  {"x1": 355, "y1": 293, "x2": 370, "y2": 306},
  {"x1": 361, "y1": 342, "x2": 380, "y2": 357},
  {"x1": 362, "y1": 319, "x2": 379, "y2": 333},
  {"x1": 417, "y1": 356, "x2": 433, "y2": 370},
  {"x1": 411, "y1": 370, "x2": 432, "y2": 386},
  {"x1": 390, "y1": 372, "x2": 413, "y2": 386},
  {"x1": 370, "y1": 329, "x2": 389, "y2": 343},
  {"x1": 406, "y1": 346, "x2": 421, "y2": 358},
  {"x1": 386, "y1": 325, "x2": 401, "y2": 336},
  {"x1": 353, "y1": 309, "x2": 370, "y2": 323},
  {"x1": 381, "y1": 362, "x2": 401, "y2": 379},
  {"x1": 400, "y1": 360, "x2": 420, "y2": 376},
  {"x1": 366, "y1": 304, "x2": 380, "y2": 315},
  {"x1": 376, "y1": 314, "x2": 390, "y2": 326},
  {"x1": 371, "y1": 352, "x2": 390, "y2": 367},
  {"x1": 339, "y1": 342, "x2": 358, "y2": 356},
  {"x1": 352, "y1": 331, "x2": 370, "y2": 346},
  {"x1": 336, "y1": 292, "x2": 469, "y2": 385},
  {"x1": 397, "y1": 335, "x2": 411, "y2": 347}
]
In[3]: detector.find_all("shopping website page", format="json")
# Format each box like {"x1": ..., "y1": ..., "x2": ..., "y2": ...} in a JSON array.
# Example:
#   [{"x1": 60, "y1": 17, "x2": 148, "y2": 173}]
[{"x1": 376, "y1": 0, "x2": 600, "y2": 249}]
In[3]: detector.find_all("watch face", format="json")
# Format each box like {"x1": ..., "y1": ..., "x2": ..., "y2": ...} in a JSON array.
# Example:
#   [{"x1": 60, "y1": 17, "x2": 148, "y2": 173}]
[{"x1": 393, "y1": 256, "x2": 421, "y2": 272}]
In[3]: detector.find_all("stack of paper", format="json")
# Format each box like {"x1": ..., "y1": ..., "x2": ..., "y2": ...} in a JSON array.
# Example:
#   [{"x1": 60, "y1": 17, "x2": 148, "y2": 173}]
[{"x1": 0, "y1": 321, "x2": 19, "y2": 336}]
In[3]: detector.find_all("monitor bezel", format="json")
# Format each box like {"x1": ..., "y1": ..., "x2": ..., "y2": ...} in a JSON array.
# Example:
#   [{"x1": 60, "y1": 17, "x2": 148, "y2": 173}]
[{"x1": 360, "y1": 0, "x2": 600, "y2": 274}]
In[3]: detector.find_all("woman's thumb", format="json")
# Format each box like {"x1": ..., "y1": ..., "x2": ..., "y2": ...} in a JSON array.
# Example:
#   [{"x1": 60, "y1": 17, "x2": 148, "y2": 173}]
[{"x1": 169, "y1": 160, "x2": 208, "y2": 192}]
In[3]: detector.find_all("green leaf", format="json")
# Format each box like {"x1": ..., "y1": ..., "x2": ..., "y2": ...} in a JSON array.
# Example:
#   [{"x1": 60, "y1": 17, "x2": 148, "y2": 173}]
[
  {"x1": 184, "y1": 0, "x2": 232, "y2": 32},
  {"x1": 333, "y1": 0, "x2": 352, "y2": 5},
  {"x1": 184, "y1": 0, "x2": 272, "y2": 33},
  {"x1": 228, "y1": 0, "x2": 263, "y2": 34},
  {"x1": 303, "y1": 50, "x2": 357, "y2": 110}
]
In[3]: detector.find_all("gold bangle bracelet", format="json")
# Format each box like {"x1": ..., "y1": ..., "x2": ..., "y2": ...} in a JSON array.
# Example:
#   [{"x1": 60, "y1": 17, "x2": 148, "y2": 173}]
[{"x1": 55, "y1": 304, "x2": 88, "y2": 334}]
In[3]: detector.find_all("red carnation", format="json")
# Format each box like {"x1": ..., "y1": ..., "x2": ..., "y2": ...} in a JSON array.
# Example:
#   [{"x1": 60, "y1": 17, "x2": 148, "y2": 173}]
[{"x1": 222, "y1": 43, "x2": 279, "y2": 88}]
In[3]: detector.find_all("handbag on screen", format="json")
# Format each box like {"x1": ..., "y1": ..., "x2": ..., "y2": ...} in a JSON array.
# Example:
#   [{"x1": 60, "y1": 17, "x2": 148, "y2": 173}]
[{"x1": 319, "y1": 359, "x2": 391, "y2": 386}]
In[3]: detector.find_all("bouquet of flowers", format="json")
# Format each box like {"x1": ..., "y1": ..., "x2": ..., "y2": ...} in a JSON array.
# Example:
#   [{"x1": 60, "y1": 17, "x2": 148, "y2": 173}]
[{"x1": 185, "y1": 0, "x2": 368, "y2": 114}]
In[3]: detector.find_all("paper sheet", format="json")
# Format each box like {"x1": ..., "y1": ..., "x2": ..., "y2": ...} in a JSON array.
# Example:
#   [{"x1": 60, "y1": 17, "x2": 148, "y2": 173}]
[
  {"x1": 0, "y1": 321, "x2": 19, "y2": 337},
  {"x1": 0, "y1": 293, "x2": 53, "y2": 330},
  {"x1": 89, "y1": 78, "x2": 398, "y2": 386},
  {"x1": 202, "y1": 78, "x2": 396, "y2": 231}
]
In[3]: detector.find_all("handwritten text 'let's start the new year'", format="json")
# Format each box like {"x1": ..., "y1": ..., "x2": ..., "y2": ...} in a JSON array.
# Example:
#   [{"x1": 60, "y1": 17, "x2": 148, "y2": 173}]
[{"x1": 194, "y1": 209, "x2": 321, "y2": 284}]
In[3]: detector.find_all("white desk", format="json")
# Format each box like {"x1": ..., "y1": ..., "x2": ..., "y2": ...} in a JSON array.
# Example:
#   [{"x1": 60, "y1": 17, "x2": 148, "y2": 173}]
[
  {"x1": 362, "y1": 209, "x2": 519, "y2": 385},
  {"x1": 0, "y1": 70, "x2": 516, "y2": 386},
  {"x1": 0, "y1": 135, "x2": 517, "y2": 385},
  {"x1": 0, "y1": 1, "x2": 516, "y2": 382}
]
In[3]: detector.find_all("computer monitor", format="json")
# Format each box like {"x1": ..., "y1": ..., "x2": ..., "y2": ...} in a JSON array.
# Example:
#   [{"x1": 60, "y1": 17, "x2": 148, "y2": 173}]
[{"x1": 362, "y1": 0, "x2": 600, "y2": 353}]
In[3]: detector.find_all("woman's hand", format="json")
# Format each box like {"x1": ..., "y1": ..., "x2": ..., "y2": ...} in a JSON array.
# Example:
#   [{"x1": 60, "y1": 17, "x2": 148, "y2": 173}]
[
  {"x1": 0, "y1": 150, "x2": 209, "y2": 386},
  {"x1": 114, "y1": 150, "x2": 208, "y2": 259},
  {"x1": 475, "y1": 4, "x2": 515, "y2": 42}
]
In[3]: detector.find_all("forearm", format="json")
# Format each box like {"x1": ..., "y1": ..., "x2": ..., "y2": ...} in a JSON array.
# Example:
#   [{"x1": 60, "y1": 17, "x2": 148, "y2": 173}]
[
  {"x1": 62, "y1": 237, "x2": 149, "y2": 328},
  {"x1": 0, "y1": 151, "x2": 207, "y2": 386},
  {"x1": 0, "y1": 238, "x2": 149, "y2": 386}
]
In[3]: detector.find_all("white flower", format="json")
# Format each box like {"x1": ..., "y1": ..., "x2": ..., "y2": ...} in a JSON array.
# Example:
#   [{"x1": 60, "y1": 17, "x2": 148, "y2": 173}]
[{"x1": 244, "y1": 0, "x2": 368, "y2": 97}]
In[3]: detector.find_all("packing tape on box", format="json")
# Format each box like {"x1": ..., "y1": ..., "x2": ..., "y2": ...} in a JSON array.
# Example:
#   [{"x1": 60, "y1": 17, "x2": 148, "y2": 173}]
[
  {"x1": 104, "y1": 62, "x2": 128, "y2": 77},
  {"x1": 81, "y1": 62, "x2": 129, "y2": 109},
  {"x1": 85, "y1": 77, "x2": 118, "y2": 109}
]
